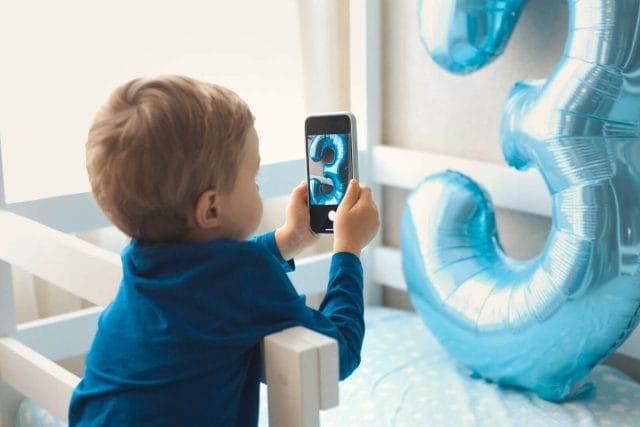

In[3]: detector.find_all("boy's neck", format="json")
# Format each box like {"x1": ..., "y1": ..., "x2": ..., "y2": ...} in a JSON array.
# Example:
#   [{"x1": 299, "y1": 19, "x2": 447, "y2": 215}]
[{"x1": 183, "y1": 226, "x2": 249, "y2": 243}]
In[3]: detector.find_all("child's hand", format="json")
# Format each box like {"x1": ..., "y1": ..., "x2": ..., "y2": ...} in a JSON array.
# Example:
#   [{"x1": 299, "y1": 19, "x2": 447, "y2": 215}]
[
  {"x1": 333, "y1": 180, "x2": 380, "y2": 257},
  {"x1": 275, "y1": 181, "x2": 319, "y2": 261}
]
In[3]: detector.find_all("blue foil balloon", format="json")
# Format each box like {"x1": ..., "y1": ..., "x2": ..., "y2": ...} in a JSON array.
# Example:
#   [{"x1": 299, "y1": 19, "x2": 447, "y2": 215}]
[
  {"x1": 404, "y1": 0, "x2": 640, "y2": 401},
  {"x1": 418, "y1": 0, "x2": 526, "y2": 74}
]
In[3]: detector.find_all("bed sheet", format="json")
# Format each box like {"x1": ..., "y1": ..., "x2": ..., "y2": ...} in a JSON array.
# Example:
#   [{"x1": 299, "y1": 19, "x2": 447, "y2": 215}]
[
  {"x1": 260, "y1": 307, "x2": 640, "y2": 427},
  {"x1": 15, "y1": 307, "x2": 640, "y2": 426}
]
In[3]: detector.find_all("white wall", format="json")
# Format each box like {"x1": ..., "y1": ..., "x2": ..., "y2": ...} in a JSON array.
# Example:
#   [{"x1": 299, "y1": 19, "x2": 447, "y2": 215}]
[{"x1": 0, "y1": 0, "x2": 306, "y2": 203}]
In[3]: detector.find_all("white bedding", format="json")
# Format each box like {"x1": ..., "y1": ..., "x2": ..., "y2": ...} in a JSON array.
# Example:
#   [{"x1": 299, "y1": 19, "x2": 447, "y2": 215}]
[{"x1": 261, "y1": 307, "x2": 640, "y2": 427}]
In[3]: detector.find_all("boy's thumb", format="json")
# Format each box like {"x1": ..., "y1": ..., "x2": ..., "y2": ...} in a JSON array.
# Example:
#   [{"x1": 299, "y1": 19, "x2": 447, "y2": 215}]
[
  {"x1": 340, "y1": 179, "x2": 360, "y2": 209},
  {"x1": 291, "y1": 181, "x2": 308, "y2": 204}
]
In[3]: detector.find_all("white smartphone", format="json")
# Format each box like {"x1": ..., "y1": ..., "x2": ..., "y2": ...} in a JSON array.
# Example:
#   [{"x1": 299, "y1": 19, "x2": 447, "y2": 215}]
[{"x1": 304, "y1": 112, "x2": 359, "y2": 234}]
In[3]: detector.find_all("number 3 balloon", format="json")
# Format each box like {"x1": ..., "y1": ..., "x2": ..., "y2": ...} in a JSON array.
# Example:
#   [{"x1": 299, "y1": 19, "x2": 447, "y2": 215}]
[{"x1": 402, "y1": 0, "x2": 640, "y2": 400}]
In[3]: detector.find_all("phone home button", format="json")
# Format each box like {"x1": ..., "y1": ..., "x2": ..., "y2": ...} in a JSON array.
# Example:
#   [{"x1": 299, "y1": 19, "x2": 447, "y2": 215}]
[{"x1": 328, "y1": 210, "x2": 336, "y2": 221}]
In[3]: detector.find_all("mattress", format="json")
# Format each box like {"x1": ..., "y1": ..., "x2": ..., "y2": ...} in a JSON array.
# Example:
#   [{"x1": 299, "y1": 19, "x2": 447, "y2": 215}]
[{"x1": 16, "y1": 307, "x2": 640, "y2": 427}]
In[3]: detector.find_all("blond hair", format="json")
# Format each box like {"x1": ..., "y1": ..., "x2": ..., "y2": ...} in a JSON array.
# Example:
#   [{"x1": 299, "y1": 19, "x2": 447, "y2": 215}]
[{"x1": 86, "y1": 75, "x2": 254, "y2": 242}]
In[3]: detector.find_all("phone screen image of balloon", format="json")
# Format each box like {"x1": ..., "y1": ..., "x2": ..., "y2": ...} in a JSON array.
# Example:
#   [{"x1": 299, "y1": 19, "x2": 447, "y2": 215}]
[{"x1": 307, "y1": 133, "x2": 351, "y2": 206}]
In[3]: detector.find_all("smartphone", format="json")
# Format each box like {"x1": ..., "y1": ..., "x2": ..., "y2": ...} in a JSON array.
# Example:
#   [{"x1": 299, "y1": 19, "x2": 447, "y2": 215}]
[{"x1": 304, "y1": 112, "x2": 358, "y2": 233}]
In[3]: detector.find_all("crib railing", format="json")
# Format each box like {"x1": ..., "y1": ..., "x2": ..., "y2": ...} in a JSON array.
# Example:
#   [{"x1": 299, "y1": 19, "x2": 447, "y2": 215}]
[
  {"x1": 2, "y1": 143, "x2": 640, "y2": 426},
  {"x1": 2, "y1": 145, "x2": 640, "y2": 424},
  {"x1": 0, "y1": 208, "x2": 338, "y2": 427}
]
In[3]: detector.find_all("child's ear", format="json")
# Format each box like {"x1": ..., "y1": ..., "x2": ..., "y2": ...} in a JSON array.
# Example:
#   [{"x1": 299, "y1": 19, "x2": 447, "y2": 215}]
[{"x1": 193, "y1": 190, "x2": 222, "y2": 229}]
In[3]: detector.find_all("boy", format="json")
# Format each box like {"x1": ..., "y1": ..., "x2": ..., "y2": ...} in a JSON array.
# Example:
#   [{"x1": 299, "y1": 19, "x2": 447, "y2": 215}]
[{"x1": 69, "y1": 75, "x2": 380, "y2": 426}]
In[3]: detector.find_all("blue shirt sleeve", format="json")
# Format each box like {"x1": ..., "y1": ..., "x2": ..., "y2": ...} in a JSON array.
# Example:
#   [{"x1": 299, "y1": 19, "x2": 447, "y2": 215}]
[
  {"x1": 250, "y1": 231, "x2": 295, "y2": 272},
  {"x1": 318, "y1": 252, "x2": 365, "y2": 378},
  {"x1": 243, "y1": 243, "x2": 364, "y2": 380}
]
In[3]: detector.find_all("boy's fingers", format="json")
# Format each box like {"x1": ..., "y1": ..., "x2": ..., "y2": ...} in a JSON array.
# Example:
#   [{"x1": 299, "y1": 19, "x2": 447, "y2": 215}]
[
  {"x1": 294, "y1": 181, "x2": 307, "y2": 193},
  {"x1": 340, "y1": 179, "x2": 360, "y2": 210},
  {"x1": 292, "y1": 181, "x2": 306, "y2": 192},
  {"x1": 288, "y1": 181, "x2": 311, "y2": 209},
  {"x1": 292, "y1": 181, "x2": 307, "y2": 195},
  {"x1": 360, "y1": 186, "x2": 372, "y2": 200},
  {"x1": 291, "y1": 182, "x2": 308, "y2": 205},
  {"x1": 354, "y1": 187, "x2": 376, "y2": 213}
]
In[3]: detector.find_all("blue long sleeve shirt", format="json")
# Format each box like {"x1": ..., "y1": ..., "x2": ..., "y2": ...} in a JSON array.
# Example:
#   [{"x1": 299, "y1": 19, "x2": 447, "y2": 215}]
[{"x1": 68, "y1": 231, "x2": 364, "y2": 426}]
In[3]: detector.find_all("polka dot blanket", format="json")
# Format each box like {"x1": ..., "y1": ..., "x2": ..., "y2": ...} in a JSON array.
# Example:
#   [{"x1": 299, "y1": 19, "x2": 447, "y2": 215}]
[{"x1": 261, "y1": 307, "x2": 640, "y2": 427}]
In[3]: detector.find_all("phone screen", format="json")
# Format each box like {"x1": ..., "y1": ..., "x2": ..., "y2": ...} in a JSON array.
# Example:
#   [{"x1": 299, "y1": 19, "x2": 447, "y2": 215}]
[
  {"x1": 305, "y1": 113, "x2": 357, "y2": 233},
  {"x1": 307, "y1": 133, "x2": 352, "y2": 205}
]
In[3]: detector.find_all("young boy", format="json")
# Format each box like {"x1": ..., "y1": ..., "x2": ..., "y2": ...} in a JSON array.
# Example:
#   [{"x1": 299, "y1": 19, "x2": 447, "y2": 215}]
[{"x1": 69, "y1": 75, "x2": 380, "y2": 426}]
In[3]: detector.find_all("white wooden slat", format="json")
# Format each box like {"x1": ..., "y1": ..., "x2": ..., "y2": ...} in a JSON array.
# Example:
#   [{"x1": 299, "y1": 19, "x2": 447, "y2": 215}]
[
  {"x1": 298, "y1": 0, "x2": 350, "y2": 113},
  {"x1": 349, "y1": 0, "x2": 369, "y2": 150},
  {"x1": 0, "y1": 337, "x2": 79, "y2": 422},
  {"x1": 356, "y1": 0, "x2": 383, "y2": 306},
  {"x1": 0, "y1": 261, "x2": 16, "y2": 337},
  {"x1": 619, "y1": 328, "x2": 640, "y2": 360},
  {"x1": 291, "y1": 327, "x2": 339, "y2": 410},
  {"x1": 12, "y1": 268, "x2": 38, "y2": 324},
  {"x1": 258, "y1": 158, "x2": 307, "y2": 199},
  {"x1": 6, "y1": 193, "x2": 110, "y2": 233},
  {"x1": 265, "y1": 328, "x2": 319, "y2": 427},
  {"x1": 372, "y1": 246, "x2": 404, "y2": 291},
  {"x1": 288, "y1": 252, "x2": 332, "y2": 295},
  {"x1": 372, "y1": 145, "x2": 552, "y2": 217},
  {"x1": 263, "y1": 326, "x2": 338, "y2": 427},
  {"x1": 16, "y1": 307, "x2": 102, "y2": 361},
  {"x1": 0, "y1": 210, "x2": 120, "y2": 308}
]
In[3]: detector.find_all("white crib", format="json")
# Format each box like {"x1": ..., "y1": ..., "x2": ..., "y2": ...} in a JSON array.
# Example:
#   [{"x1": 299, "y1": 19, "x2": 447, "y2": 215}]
[{"x1": 1, "y1": 1, "x2": 640, "y2": 426}]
